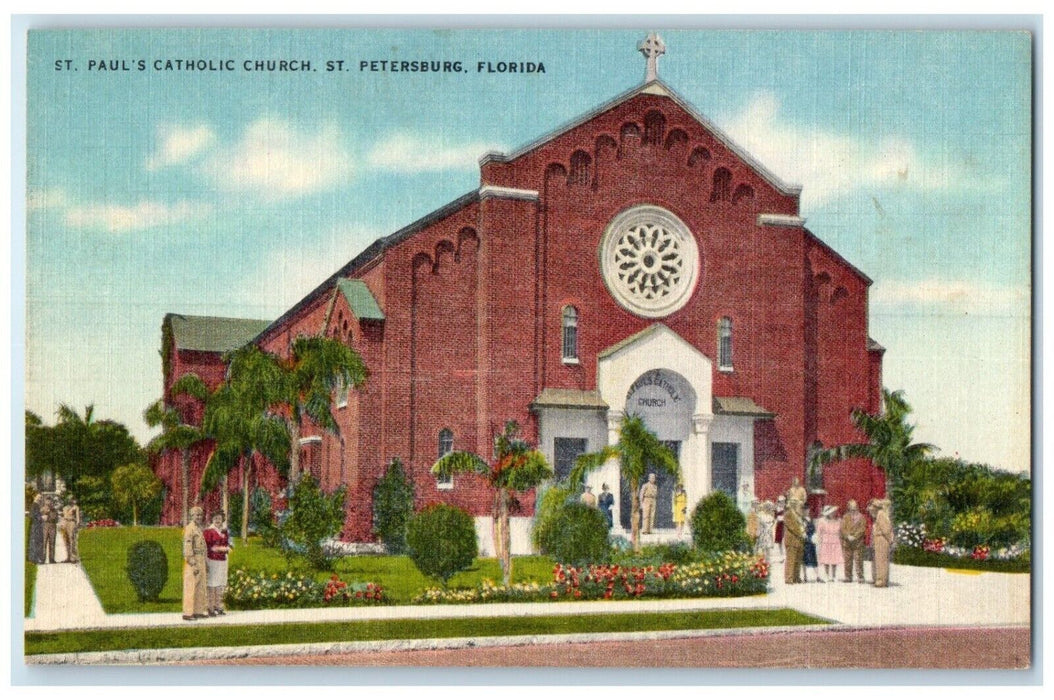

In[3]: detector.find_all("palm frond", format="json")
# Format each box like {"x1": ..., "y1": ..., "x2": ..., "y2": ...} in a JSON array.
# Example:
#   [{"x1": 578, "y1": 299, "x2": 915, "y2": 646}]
[
  {"x1": 569, "y1": 446, "x2": 619, "y2": 486},
  {"x1": 432, "y1": 450, "x2": 489, "y2": 478}
]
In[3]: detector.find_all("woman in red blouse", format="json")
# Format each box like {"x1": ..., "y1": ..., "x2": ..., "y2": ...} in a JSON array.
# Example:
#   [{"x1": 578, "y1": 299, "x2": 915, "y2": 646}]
[{"x1": 203, "y1": 511, "x2": 232, "y2": 616}]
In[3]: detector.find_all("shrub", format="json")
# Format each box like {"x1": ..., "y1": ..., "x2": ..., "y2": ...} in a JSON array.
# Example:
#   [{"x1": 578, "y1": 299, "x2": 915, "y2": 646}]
[
  {"x1": 278, "y1": 476, "x2": 347, "y2": 571},
  {"x1": 534, "y1": 502, "x2": 610, "y2": 566},
  {"x1": 126, "y1": 540, "x2": 168, "y2": 602},
  {"x1": 406, "y1": 504, "x2": 478, "y2": 585},
  {"x1": 230, "y1": 487, "x2": 274, "y2": 538},
  {"x1": 690, "y1": 491, "x2": 749, "y2": 553},
  {"x1": 372, "y1": 458, "x2": 416, "y2": 554}
]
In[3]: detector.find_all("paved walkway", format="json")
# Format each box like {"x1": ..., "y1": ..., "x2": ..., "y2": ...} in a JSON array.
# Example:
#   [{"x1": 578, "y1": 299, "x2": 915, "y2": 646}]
[{"x1": 25, "y1": 550, "x2": 1030, "y2": 634}]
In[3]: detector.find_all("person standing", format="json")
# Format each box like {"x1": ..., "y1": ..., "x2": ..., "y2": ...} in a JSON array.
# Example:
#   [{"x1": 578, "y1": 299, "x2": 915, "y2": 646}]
[
  {"x1": 746, "y1": 500, "x2": 760, "y2": 550},
  {"x1": 59, "y1": 497, "x2": 81, "y2": 563},
  {"x1": 203, "y1": 511, "x2": 232, "y2": 616},
  {"x1": 598, "y1": 483, "x2": 614, "y2": 529},
  {"x1": 755, "y1": 501, "x2": 775, "y2": 559},
  {"x1": 787, "y1": 476, "x2": 807, "y2": 507},
  {"x1": 802, "y1": 514, "x2": 819, "y2": 582},
  {"x1": 870, "y1": 499, "x2": 893, "y2": 587},
  {"x1": 579, "y1": 485, "x2": 598, "y2": 508},
  {"x1": 672, "y1": 484, "x2": 688, "y2": 536},
  {"x1": 640, "y1": 473, "x2": 658, "y2": 534},
  {"x1": 28, "y1": 494, "x2": 44, "y2": 564},
  {"x1": 182, "y1": 506, "x2": 208, "y2": 621},
  {"x1": 774, "y1": 495, "x2": 787, "y2": 561},
  {"x1": 816, "y1": 504, "x2": 843, "y2": 582},
  {"x1": 41, "y1": 496, "x2": 59, "y2": 565},
  {"x1": 840, "y1": 500, "x2": 867, "y2": 582},
  {"x1": 783, "y1": 500, "x2": 805, "y2": 584}
]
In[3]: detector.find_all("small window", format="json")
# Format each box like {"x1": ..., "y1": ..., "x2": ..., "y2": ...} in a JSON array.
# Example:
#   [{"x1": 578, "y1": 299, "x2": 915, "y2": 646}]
[
  {"x1": 718, "y1": 317, "x2": 733, "y2": 371},
  {"x1": 568, "y1": 151, "x2": 591, "y2": 186},
  {"x1": 562, "y1": 306, "x2": 579, "y2": 363},
  {"x1": 335, "y1": 382, "x2": 349, "y2": 409},
  {"x1": 437, "y1": 428, "x2": 454, "y2": 489},
  {"x1": 710, "y1": 168, "x2": 732, "y2": 202}
]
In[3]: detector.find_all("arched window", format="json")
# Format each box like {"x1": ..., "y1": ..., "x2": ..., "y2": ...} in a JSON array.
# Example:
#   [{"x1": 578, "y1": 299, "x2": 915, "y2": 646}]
[
  {"x1": 562, "y1": 306, "x2": 579, "y2": 363},
  {"x1": 710, "y1": 168, "x2": 732, "y2": 202},
  {"x1": 718, "y1": 317, "x2": 733, "y2": 371},
  {"x1": 568, "y1": 150, "x2": 591, "y2": 186},
  {"x1": 437, "y1": 429, "x2": 454, "y2": 489}
]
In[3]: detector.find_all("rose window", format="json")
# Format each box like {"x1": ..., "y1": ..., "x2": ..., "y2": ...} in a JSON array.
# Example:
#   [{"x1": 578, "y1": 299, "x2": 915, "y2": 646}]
[{"x1": 599, "y1": 206, "x2": 700, "y2": 318}]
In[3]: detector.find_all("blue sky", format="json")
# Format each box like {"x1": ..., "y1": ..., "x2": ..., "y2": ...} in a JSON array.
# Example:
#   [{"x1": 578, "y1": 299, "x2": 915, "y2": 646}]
[{"x1": 23, "y1": 28, "x2": 1032, "y2": 472}]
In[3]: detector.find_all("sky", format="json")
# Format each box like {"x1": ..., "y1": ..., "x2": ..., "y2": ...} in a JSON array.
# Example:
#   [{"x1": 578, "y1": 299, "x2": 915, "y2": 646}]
[{"x1": 22, "y1": 28, "x2": 1032, "y2": 473}]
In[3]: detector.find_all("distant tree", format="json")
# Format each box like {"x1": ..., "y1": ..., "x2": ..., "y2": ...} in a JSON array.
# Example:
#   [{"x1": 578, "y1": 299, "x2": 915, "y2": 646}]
[
  {"x1": 111, "y1": 463, "x2": 162, "y2": 527},
  {"x1": 144, "y1": 373, "x2": 211, "y2": 525},
  {"x1": 432, "y1": 420, "x2": 552, "y2": 585},
  {"x1": 278, "y1": 476, "x2": 347, "y2": 571}
]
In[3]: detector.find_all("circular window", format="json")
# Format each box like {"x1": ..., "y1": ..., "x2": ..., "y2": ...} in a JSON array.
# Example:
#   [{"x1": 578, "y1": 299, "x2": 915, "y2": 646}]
[{"x1": 598, "y1": 205, "x2": 700, "y2": 318}]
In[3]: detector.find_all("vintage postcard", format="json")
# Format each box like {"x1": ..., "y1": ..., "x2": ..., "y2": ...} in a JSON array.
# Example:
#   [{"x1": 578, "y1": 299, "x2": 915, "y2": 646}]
[{"x1": 19, "y1": 25, "x2": 1032, "y2": 672}]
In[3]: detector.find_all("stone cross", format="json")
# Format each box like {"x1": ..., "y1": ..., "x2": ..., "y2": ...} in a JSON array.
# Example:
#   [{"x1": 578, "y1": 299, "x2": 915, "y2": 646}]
[{"x1": 638, "y1": 32, "x2": 666, "y2": 82}]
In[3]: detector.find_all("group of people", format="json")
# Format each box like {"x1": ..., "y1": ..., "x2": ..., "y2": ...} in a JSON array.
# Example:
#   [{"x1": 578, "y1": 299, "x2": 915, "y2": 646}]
[
  {"x1": 181, "y1": 506, "x2": 232, "y2": 621},
  {"x1": 747, "y1": 477, "x2": 894, "y2": 588},
  {"x1": 580, "y1": 474, "x2": 689, "y2": 536},
  {"x1": 27, "y1": 493, "x2": 80, "y2": 565}
]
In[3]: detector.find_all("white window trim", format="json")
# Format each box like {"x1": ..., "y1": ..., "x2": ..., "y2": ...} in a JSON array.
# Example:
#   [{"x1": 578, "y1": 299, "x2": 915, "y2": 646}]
[{"x1": 436, "y1": 475, "x2": 454, "y2": 490}]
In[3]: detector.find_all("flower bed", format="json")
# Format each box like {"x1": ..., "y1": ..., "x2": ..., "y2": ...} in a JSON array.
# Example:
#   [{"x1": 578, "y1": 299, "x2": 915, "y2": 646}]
[
  {"x1": 412, "y1": 552, "x2": 769, "y2": 604},
  {"x1": 226, "y1": 569, "x2": 387, "y2": 609},
  {"x1": 893, "y1": 522, "x2": 1029, "y2": 573},
  {"x1": 85, "y1": 519, "x2": 121, "y2": 529}
]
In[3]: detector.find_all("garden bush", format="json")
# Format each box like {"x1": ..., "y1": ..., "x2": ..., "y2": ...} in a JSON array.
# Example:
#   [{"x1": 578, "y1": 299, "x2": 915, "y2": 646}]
[
  {"x1": 690, "y1": 491, "x2": 749, "y2": 553},
  {"x1": 534, "y1": 502, "x2": 610, "y2": 566},
  {"x1": 126, "y1": 540, "x2": 168, "y2": 602},
  {"x1": 277, "y1": 476, "x2": 347, "y2": 571},
  {"x1": 372, "y1": 458, "x2": 416, "y2": 554},
  {"x1": 406, "y1": 504, "x2": 478, "y2": 585},
  {"x1": 229, "y1": 487, "x2": 274, "y2": 539}
]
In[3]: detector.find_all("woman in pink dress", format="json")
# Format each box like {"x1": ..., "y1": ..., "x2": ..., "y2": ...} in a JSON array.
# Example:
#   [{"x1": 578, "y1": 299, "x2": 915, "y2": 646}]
[{"x1": 816, "y1": 504, "x2": 844, "y2": 582}]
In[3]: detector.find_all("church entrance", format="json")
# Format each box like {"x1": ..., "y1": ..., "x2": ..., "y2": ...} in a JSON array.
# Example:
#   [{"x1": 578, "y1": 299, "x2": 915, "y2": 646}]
[{"x1": 620, "y1": 369, "x2": 694, "y2": 532}]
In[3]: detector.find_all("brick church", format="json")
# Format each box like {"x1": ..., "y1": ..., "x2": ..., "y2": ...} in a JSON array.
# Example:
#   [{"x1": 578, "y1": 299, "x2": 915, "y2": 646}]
[{"x1": 156, "y1": 35, "x2": 886, "y2": 552}]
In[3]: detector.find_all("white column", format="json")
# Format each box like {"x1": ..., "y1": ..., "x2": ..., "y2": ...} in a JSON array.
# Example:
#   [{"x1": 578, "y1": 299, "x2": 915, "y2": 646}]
[
  {"x1": 685, "y1": 413, "x2": 712, "y2": 515},
  {"x1": 602, "y1": 410, "x2": 625, "y2": 533}
]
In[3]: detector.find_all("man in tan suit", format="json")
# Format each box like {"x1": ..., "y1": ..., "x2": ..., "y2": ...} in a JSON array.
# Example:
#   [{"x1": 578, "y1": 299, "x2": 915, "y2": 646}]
[
  {"x1": 787, "y1": 476, "x2": 807, "y2": 506},
  {"x1": 870, "y1": 499, "x2": 893, "y2": 587},
  {"x1": 840, "y1": 499, "x2": 867, "y2": 582},
  {"x1": 182, "y1": 506, "x2": 208, "y2": 620},
  {"x1": 640, "y1": 473, "x2": 658, "y2": 534},
  {"x1": 783, "y1": 500, "x2": 805, "y2": 584}
]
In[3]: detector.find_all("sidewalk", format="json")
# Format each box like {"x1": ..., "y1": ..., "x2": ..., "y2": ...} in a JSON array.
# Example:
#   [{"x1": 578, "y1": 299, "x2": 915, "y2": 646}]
[{"x1": 25, "y1": 550, "x2": 1030, "y2": 634}]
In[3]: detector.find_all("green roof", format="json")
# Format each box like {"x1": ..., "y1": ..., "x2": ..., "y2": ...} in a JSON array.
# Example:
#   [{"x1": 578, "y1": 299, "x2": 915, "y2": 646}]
[
  {"x1": 168, "y1": 314, "x2": 272, "y2": 353},
  {"x1": 531, "y1": 388, "x2": 609, "y2": 410},
  {"x1": 337, "y1": 279, "x2": 385, "y2": 321},
  {"x1": 713, "y1": 396, "x2": 775, "y2": 419}
]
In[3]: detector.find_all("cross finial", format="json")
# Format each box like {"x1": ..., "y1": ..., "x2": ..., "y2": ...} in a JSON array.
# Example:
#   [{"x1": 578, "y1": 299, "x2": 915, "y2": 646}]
[{"x1": 638, "y1": 32, "x2": 666, "y2": 83}]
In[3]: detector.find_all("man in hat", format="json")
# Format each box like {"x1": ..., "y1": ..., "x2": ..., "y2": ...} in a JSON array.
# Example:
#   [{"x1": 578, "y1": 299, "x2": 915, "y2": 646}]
[
  {"x1": 783, "y1": 499, "x2": 805, "y2": 584},
  {"x1": 182, "y1": 505, "x2": 208, "y2": 620},
  {"x1": 840, "y1": 499, "x2": 867, "y2": 582},
  {"x1": 869, "y1": 498, "x2": 893, "y2": 587},
  {"x1": 580, "y1": 485, "x2": 597, "y2": 508},
  {"x1": 598, "y1": 483, "x2": 614, "y2": 529},
  {"x1": 640, "y1": 473, "x2": 658, "y2": 534}
]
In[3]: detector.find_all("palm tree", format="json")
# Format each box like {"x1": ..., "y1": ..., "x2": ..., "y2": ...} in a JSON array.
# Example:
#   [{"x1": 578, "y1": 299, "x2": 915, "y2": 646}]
[
  {"x1": 231, "y1": 335, "x2": 367, "y2": 485},
  {"x1": 144, "y1": 373, "x2": 210, "y2": 525},
  {"x1": 572, "y1": 414, "x2": 679, "y2": 553},
  {"x1": 809, "y1": 389, "x2": 935, "y2": 502},
  {"x1": 202, "y1": 346, "x2": 291, "y2": 541},
  {"x1": 432, "y1": 420, "x2": 552, "y2": 585}
]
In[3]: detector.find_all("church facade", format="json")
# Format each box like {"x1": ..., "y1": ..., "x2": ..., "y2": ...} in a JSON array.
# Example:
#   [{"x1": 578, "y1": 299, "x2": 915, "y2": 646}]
[{"x1": 156, "y1": 39, "x2": 886, "y2": 552}]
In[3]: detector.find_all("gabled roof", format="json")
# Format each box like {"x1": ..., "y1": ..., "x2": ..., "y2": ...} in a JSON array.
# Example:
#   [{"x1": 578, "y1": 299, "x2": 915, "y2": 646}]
[
  {"x1": 337, "y1": 279, "x2": 385, "y2": 321},
  {"x1": 167, "y1": 314, "x2": 271, "y2": 353},
  {"x1": 481, "y1": 79, "x2": 802, "y2": 198}
]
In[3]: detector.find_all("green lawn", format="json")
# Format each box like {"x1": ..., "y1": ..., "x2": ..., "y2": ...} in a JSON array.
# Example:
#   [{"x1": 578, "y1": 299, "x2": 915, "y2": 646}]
[
  {"x1": 25, "y1": 561, "x2": 37, "y2": 617},
  {"x1": 78, "y1": 526, "x2": 556, "y2": 612},
  {"x1": 893, "y1": 547, "x2": 1031, "y2": 574},
  {"x1": 25, "y1": 608, "x2": 824, "y2": 656}
]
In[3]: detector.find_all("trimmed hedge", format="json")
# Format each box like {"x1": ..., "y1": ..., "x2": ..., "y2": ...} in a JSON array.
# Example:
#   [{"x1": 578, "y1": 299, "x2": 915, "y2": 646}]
[
  {"x1": 534, "y1": 502, "x2": 610, "y2": 566},
  {"x1": 406, "y1": 504, "x2": 478, "y2": 585},
  {"x1": 690, "y1": 491, "x2": 749, "y2": 553},
  {"x1": 126, "y1": 540, "x2": 168, "y2": 602}
]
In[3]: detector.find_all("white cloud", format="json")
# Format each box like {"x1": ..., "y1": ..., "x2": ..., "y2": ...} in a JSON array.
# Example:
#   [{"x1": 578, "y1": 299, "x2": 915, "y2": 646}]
[
  {"x1": 203, "y1": 118, "x2": 352, "y2": 199},
  {"x1": 871, "y1": 278, "x2": 1030, "y2": 317},
  {"x1": 720, "y1": 92, "x2": 972, "y2": 208},
  {"x1": 367, "y1": 133, "x2": 495, "y2": 173},
  {"x1": 146, "y1": 124, "x2": 216, "y2": 170},
  {"x1": 64, "y1": 200, "x2": 208, "y2": 233},
  {"x1": 235, "y1": 224, "x2": 384, "y2": 314},
  {"x1": 27, "y1": 188, "x2": 69, "y2": 212}
]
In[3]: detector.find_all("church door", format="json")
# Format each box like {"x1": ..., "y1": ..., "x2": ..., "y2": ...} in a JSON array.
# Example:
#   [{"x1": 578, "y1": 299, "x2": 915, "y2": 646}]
[{"x1": 619, "y1": 441, "x2": 679, "y2": 530}]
